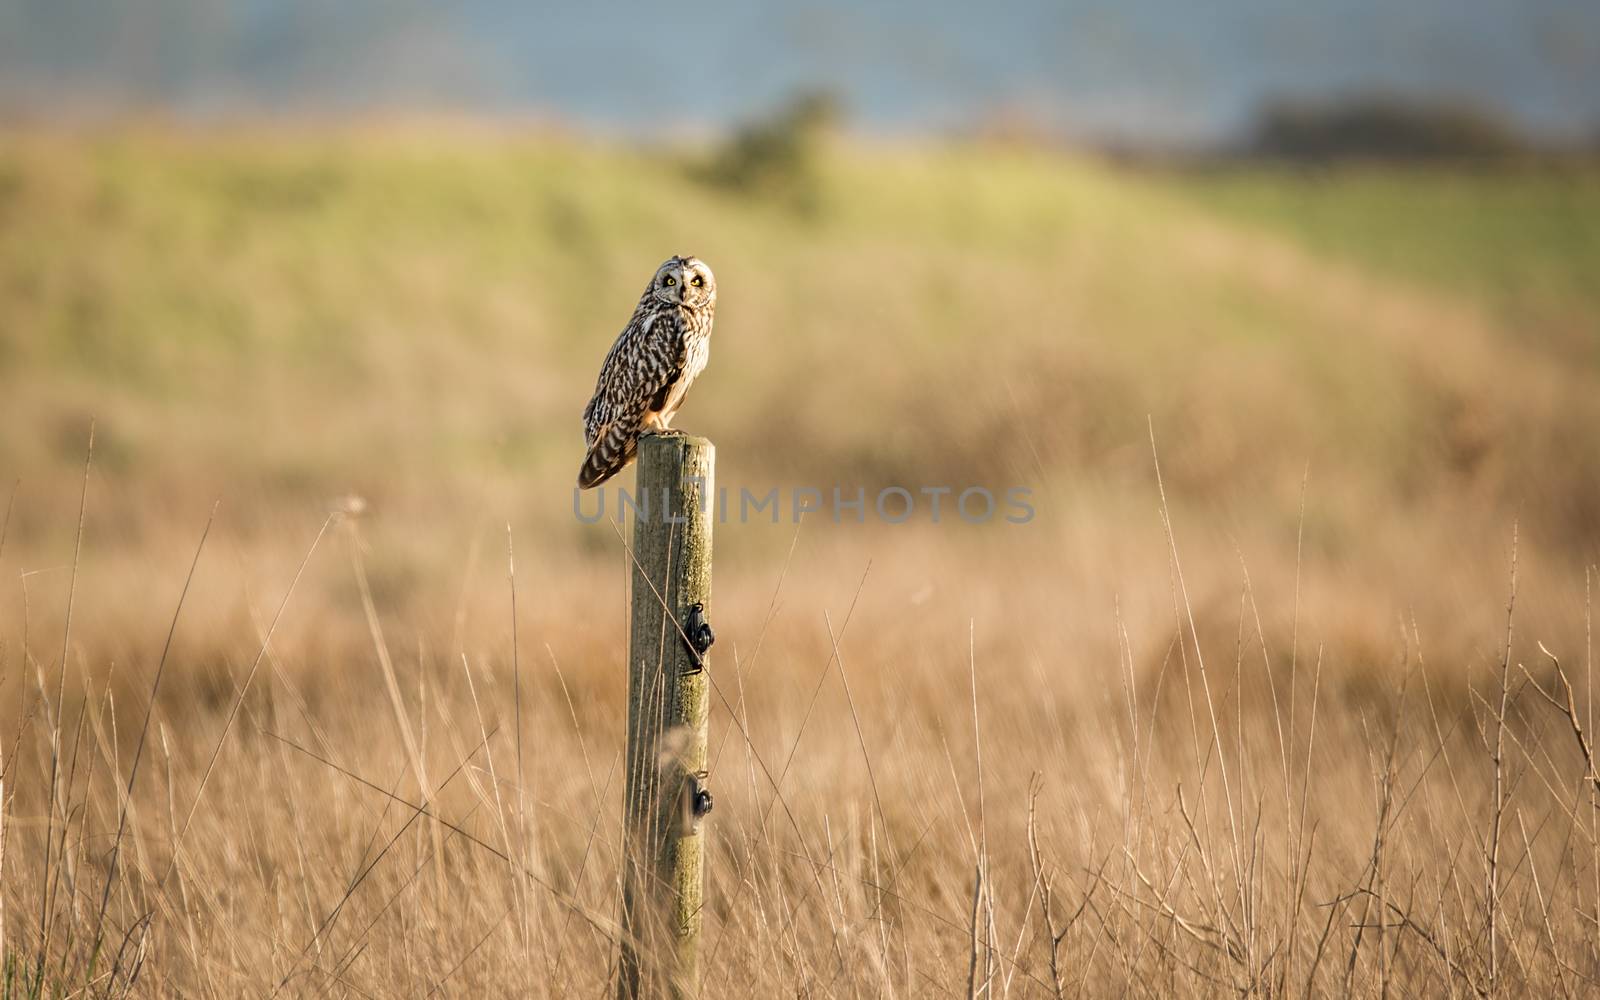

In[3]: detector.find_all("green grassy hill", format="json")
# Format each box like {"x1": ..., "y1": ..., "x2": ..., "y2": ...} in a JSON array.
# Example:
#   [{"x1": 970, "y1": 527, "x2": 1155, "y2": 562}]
[
  {"x1": 0, "y1": 129, "x2": 1594, "y2": 668},
  {"x1": 1166, "y1": 164, "x2": 1600, "y2": 359}
]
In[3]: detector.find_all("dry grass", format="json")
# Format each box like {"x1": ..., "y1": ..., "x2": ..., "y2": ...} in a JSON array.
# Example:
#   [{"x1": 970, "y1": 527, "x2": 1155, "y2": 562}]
[{"x1": 0, "y1": 127, "x2": 1597, "y2": 996}]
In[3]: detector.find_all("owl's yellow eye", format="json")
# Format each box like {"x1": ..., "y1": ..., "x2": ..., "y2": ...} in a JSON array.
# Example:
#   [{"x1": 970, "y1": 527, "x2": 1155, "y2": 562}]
[
  {"x1": 664, "y1": 276, "x2": 677, "y2": 286},
  {"x1": 690, "y1": 275, "x2": 704, "y2": 287}
]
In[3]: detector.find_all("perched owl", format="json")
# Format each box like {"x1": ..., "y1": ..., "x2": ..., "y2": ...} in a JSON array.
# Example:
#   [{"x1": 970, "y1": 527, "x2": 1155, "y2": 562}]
[{"x1": 578, "y1": 255, "x2": 717, "y2": 488}]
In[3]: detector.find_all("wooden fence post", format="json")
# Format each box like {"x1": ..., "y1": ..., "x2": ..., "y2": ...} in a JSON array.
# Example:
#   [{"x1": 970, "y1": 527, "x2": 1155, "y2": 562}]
[{"x1": 618, "y1": 433, "x2": 714, "y2": 999}]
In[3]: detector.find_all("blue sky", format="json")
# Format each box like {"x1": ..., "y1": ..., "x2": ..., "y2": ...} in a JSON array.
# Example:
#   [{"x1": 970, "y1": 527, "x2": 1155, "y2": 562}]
[{"x1": 1, "y1": 0, "x2": 1596, "y2": 142}]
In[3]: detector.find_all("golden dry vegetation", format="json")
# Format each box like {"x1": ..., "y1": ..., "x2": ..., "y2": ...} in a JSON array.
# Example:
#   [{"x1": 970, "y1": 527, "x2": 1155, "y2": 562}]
[{"x1": 0, "y1": 128, "x2": 1597, "y2": 996}]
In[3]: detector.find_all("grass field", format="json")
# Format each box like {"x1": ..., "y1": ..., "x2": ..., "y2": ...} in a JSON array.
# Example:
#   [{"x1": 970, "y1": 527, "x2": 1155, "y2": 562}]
[
  {"x1": 0, "y1": 128, "x2": 1597, "y2": 996},
  {"x1": 1164, "y1": 164, "x2": 1600, "y2": 362}
]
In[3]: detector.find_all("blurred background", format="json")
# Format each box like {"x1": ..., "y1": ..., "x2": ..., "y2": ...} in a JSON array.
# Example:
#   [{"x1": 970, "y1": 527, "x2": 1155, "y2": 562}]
[
  {"x1": 1, "y1": 2, "x2": 1598, "y2": 994},
  {"x1": 1, "y1": 0, "x2": 1595, "y2": 677}
]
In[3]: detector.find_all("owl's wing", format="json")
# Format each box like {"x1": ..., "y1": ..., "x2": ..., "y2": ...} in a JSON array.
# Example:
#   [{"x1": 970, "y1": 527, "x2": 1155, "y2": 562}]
[
  {"x1": 581, "y1": 333, "x2": 625, "y2": 444},
  {"x1": 578, "y1": 312, "x2": 683, "y2": 488}
]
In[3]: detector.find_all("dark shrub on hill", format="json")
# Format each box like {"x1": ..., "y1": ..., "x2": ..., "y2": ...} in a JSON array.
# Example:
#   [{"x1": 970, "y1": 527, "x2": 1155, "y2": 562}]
[
  {"x1": 1250, "y1": 96, "x2": 1530, "y2": 162},
  {"x1": 695, "y1": 91, "x2": 843, "y2": 214}
]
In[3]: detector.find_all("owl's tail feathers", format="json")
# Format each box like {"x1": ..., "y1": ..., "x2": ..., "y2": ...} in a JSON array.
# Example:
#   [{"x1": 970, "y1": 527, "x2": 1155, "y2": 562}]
[{"x1": 577, "y1": 426, "x2": 636, "y2": 489}]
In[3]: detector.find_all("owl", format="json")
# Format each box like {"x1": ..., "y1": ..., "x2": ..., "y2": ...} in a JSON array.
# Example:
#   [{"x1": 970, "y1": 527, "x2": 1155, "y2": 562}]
[{"x1": 578, "y1": 255, "x2": 717, "y2": 489}]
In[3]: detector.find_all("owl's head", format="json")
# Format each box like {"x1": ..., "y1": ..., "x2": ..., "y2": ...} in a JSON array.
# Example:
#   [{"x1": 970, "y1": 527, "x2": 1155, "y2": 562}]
[{"x1": 650, "y1": 255, "x2": 716, "y2": 309}]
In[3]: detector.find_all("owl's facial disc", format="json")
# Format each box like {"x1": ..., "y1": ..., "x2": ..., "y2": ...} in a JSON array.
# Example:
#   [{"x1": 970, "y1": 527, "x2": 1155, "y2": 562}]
[{"x1": 655, "y1": 256, "x2": 714, "y2": 307}]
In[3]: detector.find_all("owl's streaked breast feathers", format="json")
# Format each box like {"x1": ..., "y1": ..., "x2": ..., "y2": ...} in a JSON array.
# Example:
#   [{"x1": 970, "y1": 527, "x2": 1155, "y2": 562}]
[{"x1": 578, "y1": 256, "x2": 716, "y2": 489}]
